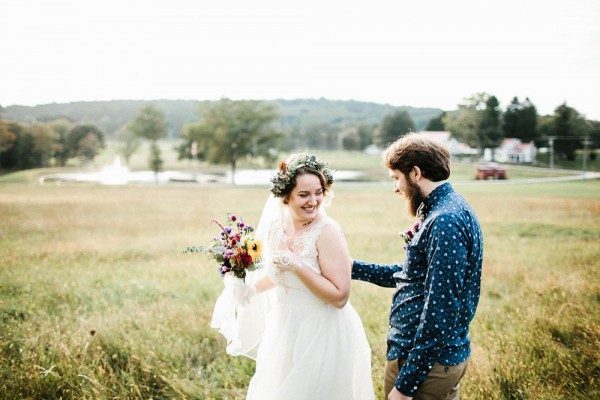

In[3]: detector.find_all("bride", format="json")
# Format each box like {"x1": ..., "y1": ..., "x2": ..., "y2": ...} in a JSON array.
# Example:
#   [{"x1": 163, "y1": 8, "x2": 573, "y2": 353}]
[{"x1": 211, "y1": 153, "x2": 375, "y2": 400}]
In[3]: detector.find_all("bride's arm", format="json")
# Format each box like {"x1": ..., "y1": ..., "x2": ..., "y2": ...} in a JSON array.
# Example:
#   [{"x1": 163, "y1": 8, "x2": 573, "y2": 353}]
[
  {"x1": 278, "y1": 223, "x2": 351, "y2": 308},
  {"x1": 254, "y1": 275, "x2": 275, "y2": 293}
]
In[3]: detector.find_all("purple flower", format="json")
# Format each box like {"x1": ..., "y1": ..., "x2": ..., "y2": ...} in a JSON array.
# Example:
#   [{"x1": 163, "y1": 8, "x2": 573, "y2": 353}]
[
  {"x1": 231, "y1": 215, "x2": 237, "y2": 221},
  {"x1": 413, "y1": 222, "x2": 420, "y2": 231},
  {"x1": 406, "y1": 230, "x2": 414, "y2": 238}
]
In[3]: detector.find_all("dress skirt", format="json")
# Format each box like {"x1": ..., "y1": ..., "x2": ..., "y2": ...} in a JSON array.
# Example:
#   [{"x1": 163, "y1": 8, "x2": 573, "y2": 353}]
[{"x1": 246, "y1": 286, "x2": 375, "y2": 400}]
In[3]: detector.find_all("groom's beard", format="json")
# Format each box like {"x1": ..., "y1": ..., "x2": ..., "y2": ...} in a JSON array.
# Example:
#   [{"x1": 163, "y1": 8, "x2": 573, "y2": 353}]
[{"x1": 404, "y1": 178, "x2": 426, "y2": 217}]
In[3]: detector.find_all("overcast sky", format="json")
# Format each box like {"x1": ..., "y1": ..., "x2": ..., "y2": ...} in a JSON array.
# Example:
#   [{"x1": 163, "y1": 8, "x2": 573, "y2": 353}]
[{"x1": 2, "y1": 0, "x2": 599, "y2": 120}]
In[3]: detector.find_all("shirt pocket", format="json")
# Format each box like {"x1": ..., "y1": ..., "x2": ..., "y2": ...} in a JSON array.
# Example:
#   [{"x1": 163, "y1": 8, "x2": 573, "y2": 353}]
[{"x1": 402, "y1": 235, "x2": 428, "y2": 281}]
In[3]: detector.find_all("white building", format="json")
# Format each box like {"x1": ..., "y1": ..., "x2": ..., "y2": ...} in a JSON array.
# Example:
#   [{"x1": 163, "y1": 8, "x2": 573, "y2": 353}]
[{"x1": 494, "y1": 138, "x2": 537, "y2": 163}]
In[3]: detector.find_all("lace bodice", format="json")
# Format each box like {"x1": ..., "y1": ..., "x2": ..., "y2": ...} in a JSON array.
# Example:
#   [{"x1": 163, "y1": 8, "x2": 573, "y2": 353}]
[{"x1": 265, "y1": 216, "x2": 335, "y2": 290}]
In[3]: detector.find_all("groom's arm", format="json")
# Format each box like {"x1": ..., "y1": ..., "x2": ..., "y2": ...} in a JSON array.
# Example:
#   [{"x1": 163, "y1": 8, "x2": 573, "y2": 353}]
[{"x1": 351, "y1": 260, "x2": 400, "y2": 288}]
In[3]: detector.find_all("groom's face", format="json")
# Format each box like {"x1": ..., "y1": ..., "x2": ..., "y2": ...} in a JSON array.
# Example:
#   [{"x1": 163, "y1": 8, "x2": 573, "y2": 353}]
[{"x1": 389, "y1": 168, "x2": 425, "y2": 217}]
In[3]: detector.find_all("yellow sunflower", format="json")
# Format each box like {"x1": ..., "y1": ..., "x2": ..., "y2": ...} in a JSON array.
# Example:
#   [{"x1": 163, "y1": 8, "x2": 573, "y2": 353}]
[{"x1": 247, "y1": 240, "x2": 263, "y2": 260}]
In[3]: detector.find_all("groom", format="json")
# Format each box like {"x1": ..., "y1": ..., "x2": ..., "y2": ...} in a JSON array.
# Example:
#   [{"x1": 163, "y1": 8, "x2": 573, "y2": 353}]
[{"x1": 352, "y1": 133, "x2": 483, "y2": 400}]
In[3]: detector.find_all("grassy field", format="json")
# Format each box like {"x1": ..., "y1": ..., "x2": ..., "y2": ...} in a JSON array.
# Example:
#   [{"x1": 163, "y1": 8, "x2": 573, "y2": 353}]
[{"x1": 1, "y1": 178, "x2": 599, "y2": 399}]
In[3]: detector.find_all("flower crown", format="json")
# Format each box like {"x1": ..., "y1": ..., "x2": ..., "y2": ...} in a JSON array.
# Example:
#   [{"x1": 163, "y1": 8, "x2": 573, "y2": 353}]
[{"x1": 270, "y1": 154, "x2": 334, "y2": 198}]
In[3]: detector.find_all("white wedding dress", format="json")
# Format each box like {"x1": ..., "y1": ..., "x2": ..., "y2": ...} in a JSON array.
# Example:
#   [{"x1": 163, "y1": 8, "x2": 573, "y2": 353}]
[{"x1": 243, "y1": 215, "x2": 375, "y2": 400}]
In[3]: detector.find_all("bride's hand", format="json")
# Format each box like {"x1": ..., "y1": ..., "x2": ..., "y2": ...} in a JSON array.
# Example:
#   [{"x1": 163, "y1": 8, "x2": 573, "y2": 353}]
[
  {"x1": 273, "y1": 250, "x2": 302, "y2": 272},
  {"x1": 234, "y1": 280, "x2": 256, "y2": 306}
]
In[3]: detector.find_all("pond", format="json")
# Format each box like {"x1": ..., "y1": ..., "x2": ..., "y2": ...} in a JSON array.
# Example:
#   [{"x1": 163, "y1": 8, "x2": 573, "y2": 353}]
[{"x1": 38, "y1": 157, "x2": 362, "y2": 186}]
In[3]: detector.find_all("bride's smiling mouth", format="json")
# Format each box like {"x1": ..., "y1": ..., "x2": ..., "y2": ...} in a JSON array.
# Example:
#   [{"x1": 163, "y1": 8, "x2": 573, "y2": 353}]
[{"x1": 302, "y1": 205, "x2": 317, "y2": 213}]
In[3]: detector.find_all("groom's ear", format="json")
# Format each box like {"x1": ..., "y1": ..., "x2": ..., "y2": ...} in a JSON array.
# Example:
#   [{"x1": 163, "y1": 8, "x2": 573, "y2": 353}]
[{"x1": 412, "y1": 166, "x2": 423, "y2": 181}]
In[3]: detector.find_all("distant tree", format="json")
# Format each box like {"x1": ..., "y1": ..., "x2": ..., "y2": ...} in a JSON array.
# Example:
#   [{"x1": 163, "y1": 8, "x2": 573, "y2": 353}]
[
  {"x1": 301, "y1": 123, "x2": 341, "y2": 150},
  {"x1": 587, "y1": 120, "x2": 600, "y2": 161},
  {"x1": 115, "y1": 123, "x2": 141, "y2": 166},
  {"x1": 324, "y1": 127, "x2": 340, "y2": 150},
  {"x1": 443, "y1": 107, "x2": 478, "y2": 148},
  {"x1": 31, "y1": 124, "x2": 60, "y2": 167},
  {"x1": 552, "y1": 103, "x2": 591, "y2": 161},
  {"x1": 10, "y1": 123, "x2": 37, "y2": 169},
  {"x1": 129, "y1": 105, "x2": 168, "y2": 178},
  {"x1": 357, "y1": 124, "x2": 375, "y2": 150},
  {"x1": 518, "y1": 98, "x2": 538, "y2": 140},
  {"x1": 176, "y1": 133, "x2": 206, "y2": 163},
  {"x1": 129, "y1": 105, "x2": 168, "y2": 142},
  {"x1": 444, "y1": 92, "x2": 504, "y2": 154},
  {"x1": 340, "y1": 128, "x2": 361, "y2": 151},
  {"x1": 503, "y1": 97, "x2": 538, "y2": 141},
  {"x1": 149, "y1": 142, "x2": 163, "y2": 180},
  {"x1": 375, "y1": 110, "x2": 415, "y2": 146},
  {"x1": 67, "y1": 123, "x2": 105, "y2": 164},
  {"x1": 478, "y1": 95, "x2": 503, "y2": 149},
  {"x1": 425, "y1": 112, "x2": 446, "y2": 131},
  {"x1": 0, "y1": 120, "x2": 17, "y2": 168},
  {"x1": 536, "y1": 115, "x2": 554, "y2": 146},
  {"x1": 184, "y1": 99, "x2": 282, "y2": 184},
  {"x1": 303, "y1": 123, "x2": 327, "y2": 149},
  {"x1": 0, "y1": 120, "x2": 17, "y2": 153},
  {"x1": 48, "y1": 119, "x2": 73, "y2": 167},
  {"x1": 588, "y1": 120, "x2": 600, "y2": 149},
  {"x1": 78, "y1": 133, "x2": 103, "y2": 162},
  {"x1": 502, "y1": 97, "x2": 520, "y2": 138}
]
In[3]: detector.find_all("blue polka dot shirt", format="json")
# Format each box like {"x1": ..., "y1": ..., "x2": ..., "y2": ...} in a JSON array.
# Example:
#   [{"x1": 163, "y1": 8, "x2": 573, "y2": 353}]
[{"x1": 352, "y1": 182, "x2": 483, "y2": 397}]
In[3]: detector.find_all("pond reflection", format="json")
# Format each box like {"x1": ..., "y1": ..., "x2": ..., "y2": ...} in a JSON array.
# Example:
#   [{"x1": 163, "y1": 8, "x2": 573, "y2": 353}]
[{"x1": 38, "y1": 157, "x2": 362, "y2": 186}]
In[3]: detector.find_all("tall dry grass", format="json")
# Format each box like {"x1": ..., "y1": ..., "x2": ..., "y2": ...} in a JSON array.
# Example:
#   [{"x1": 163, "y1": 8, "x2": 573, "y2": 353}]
[{"x1": 1, "y1": 180, "x2": 599, "y2": 399}]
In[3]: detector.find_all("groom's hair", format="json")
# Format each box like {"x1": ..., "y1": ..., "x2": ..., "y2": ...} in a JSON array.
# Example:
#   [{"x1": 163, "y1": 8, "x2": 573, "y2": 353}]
[{"x1": 383, "y1": 132, "x2": 451, "y2": 182}]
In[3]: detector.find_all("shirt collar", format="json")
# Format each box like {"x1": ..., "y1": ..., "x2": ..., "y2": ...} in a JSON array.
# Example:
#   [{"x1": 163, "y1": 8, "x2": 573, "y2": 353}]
[{"x1": 419, "y1": 182, "x2": 453, "y2": 219}]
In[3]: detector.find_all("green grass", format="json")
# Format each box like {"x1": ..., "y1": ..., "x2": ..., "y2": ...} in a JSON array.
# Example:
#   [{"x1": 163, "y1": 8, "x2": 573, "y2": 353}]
[
  {"x1": 534, "y1": 151, "x2": 600, "y2": 173},
  {"x1": 1, "y1": 179, "x2": 599, "y2": 399}
]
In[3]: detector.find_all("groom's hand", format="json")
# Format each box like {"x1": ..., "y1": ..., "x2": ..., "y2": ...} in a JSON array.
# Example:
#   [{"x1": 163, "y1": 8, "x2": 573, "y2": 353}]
[{"x1": 388, "y1": 387, "x2": 412, "y2": 400}]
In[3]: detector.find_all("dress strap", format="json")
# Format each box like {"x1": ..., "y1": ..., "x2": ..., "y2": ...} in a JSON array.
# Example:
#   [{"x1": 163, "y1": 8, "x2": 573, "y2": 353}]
[{"x1": 302, "y1": 216, "x2": 335, "y2": 248}]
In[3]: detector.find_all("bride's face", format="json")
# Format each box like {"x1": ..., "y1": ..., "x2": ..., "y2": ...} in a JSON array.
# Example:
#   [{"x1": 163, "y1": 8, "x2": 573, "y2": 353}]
[{"x1": 287, "y1": 173, "x2": 324, "y2": 222}]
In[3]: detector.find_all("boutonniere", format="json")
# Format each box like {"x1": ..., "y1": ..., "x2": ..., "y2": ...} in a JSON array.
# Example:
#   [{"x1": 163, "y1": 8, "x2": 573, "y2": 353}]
[
  {"x1": 400, "y1": 203, "x2": 426, "y2": 250},
  {"x1": 400, "y1": 220, "x2": 422, "y2": 250}
]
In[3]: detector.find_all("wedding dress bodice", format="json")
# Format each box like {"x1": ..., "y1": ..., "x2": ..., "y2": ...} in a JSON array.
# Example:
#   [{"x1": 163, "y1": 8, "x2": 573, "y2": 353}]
[{"x1": 265, "y1": 217, "x2": 332, "y2": 290}]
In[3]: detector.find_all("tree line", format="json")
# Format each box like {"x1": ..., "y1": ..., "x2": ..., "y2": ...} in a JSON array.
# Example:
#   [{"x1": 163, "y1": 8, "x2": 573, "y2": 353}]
[
  {"x1": 2, "y1": 99, "x2": 439, "y2": 139},
  {"x1": 1, "y1": 94, "x2": 598, "y2": 176},
  {"x1": 438, "y1": 92, "x2": 599, "y2": 161}
]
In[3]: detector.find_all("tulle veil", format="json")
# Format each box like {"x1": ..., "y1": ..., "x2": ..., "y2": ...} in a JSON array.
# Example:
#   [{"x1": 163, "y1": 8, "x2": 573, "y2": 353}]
[{"x1": 209, "y1": 194, "x2": 281, "y2": 359}]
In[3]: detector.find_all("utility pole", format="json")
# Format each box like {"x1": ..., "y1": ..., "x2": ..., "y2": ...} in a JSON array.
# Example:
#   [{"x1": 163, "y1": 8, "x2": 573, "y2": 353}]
[
  {"x1": 548, "y1": 136, "x2": 555, "y2": 170},
  {"x1": 582, "y1": 136, "x2": 591, "y2": 180}
]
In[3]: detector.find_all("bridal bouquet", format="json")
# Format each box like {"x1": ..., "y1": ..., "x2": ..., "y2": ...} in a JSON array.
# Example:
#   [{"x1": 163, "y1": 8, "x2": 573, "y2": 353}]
[{"x1": 185, "y1": 213, "x2": 262, "y2": 280}]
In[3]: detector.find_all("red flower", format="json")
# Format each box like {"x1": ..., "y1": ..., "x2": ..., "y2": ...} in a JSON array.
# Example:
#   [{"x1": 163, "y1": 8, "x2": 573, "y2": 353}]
[{"x1": 241, "y1": 252, "x2": 253, "y2": 266}]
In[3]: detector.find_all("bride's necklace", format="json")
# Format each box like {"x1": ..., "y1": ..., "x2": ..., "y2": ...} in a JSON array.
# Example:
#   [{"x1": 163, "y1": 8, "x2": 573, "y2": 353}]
[{"x1": 287, "y1": 218, "x2": 314, "y2": 234}]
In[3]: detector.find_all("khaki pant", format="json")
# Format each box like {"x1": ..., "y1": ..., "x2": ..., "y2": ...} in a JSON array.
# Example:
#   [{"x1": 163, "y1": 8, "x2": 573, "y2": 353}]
[{"x1": 384, "y1": 358, "x2": 468, "y2": 400}]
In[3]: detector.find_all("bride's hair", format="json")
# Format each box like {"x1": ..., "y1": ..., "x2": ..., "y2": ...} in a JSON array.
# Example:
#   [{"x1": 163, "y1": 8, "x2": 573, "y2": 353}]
[{"x1": 270, "y1": 153, "x2": 334, "y2": 201}]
